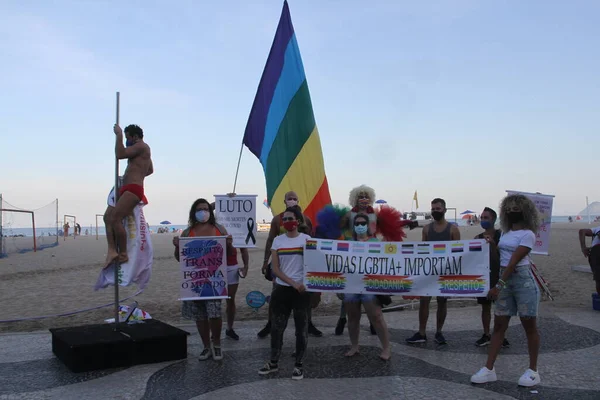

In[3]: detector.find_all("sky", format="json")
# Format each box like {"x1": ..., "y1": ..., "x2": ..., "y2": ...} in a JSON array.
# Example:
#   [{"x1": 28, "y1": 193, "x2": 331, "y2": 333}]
[{"x1": 1, "y1": 0, "x2": 598, "y2": 227}]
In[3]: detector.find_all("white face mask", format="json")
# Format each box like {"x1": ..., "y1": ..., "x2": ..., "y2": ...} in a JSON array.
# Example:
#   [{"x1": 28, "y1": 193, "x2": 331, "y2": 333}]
[{"x1": 285, "y1": 199, "x2": 298, "y2": 207}]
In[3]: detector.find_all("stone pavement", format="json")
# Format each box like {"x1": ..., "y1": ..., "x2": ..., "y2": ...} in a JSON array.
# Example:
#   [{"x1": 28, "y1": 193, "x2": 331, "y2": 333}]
[{"x1": 1, "y1": 303, "x2": 599, "y2": 400}]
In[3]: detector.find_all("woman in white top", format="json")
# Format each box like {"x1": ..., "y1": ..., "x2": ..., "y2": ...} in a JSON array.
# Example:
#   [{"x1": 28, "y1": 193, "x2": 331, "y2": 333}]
[
  {"x1": 258, "y1": 206, "x2": 311, "y2": 381},
  {"x1": 471, "y1": 194, "x2": 541, "y2": 387}
]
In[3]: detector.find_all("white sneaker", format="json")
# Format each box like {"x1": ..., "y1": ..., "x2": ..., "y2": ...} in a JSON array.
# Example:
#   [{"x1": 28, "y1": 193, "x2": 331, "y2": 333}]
[
  {"x1": 471, "y1": 367, "x2": 497, "y2": 384},
  {"x1": 518, "y1": 369, "x2": 540, "y2": 387}
]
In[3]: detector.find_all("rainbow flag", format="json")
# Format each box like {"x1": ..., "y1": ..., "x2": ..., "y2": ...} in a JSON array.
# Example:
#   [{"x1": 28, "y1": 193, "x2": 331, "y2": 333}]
[{"x1": 242, "y1": 1, "x2": 331, "y2": 224}]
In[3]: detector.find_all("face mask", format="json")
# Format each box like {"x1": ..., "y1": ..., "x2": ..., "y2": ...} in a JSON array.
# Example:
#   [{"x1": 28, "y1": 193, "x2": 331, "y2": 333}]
[
  {"x1": 195, "y1": 211, "x2": 209, "y2": 223},
  {"x1": 507, "y1": 212, "x2": 524, "y2": 224},
  {"x1": 431, "y1": 211, "x2": 444, "y2": 221},
  {"x1": 480, "y1": 221, "x2": 493, "y2": 230},
  {"x1": 354, "y1": 224, "x2": 368, "y2": 235},
  {"x1": 283, "y1": 220, "x2": 298, "y2": 232},
  {"x1": 285, "y1": 200, "x2": 298, "y2": 207},
  {"x1": 358, "y1": 199, "x2": 370, "y2": 208},
  {"x1": 126, "y1": 139, "x2": 135, "y2": 147}
]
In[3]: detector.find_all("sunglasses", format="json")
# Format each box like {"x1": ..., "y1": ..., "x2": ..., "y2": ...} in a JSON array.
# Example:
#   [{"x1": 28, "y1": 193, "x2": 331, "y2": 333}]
[
  {"x1": 282, "y1": 217, "x2": 296, "y2": 222},
  {"x1": 355, "y1": 221, "x2": 367, "y2": 226}
]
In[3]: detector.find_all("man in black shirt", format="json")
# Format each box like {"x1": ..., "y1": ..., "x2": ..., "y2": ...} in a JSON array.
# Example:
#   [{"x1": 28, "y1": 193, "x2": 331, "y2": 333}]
[{"x1": 474, "y1": 207, "x2": 509, "y2": 347}]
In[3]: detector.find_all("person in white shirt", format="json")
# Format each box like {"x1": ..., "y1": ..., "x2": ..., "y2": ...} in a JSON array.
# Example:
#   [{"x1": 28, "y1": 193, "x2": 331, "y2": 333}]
[
  {"x1": 579, "y1": 226, "x2": 600, "y2": 294},
  {"x1": 471, "y1": 194, "x2": 542, "y2": 387},
  {"x1": 258, "y1": 206, "x2": 311, "y2": 381}
]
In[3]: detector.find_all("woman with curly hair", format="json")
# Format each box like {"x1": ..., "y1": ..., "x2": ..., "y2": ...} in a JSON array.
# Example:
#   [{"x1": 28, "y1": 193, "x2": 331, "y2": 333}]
[{"x1": 471, "y1": 194, "x2": 542, "y2": 387}]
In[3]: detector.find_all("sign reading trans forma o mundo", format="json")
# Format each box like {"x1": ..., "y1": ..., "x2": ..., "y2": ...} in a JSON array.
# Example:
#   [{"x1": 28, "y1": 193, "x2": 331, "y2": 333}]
[
  {"x1": 303, "y1": 239, "x2": 490, "y2": 297},
  {"x1": 178, "y1": 236, "x2": 228, "y2": 301}
]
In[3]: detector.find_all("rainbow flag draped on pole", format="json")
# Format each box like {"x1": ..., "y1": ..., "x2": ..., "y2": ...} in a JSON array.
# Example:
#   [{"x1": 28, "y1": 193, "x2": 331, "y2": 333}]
[{"x1": 243, "y1": 0, "x2": 331, "y2": 223}]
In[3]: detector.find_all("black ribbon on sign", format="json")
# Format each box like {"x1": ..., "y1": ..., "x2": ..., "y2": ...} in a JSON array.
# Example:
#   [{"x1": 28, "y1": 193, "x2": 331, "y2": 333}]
[{"x1": 245, "y1": 217, "x2": 256, "y2": 245}]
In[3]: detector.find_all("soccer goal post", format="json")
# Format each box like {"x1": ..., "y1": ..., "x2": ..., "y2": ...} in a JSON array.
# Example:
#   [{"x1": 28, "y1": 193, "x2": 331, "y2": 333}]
[{"x1": 0, "y1": 208, "x2": 36, "y2": 255}]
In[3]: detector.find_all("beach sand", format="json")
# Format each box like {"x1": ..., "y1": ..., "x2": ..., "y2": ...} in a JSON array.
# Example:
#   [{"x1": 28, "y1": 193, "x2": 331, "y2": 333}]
[{"x1": 0, "y1": 223, "x2": 596, "y2": 333}]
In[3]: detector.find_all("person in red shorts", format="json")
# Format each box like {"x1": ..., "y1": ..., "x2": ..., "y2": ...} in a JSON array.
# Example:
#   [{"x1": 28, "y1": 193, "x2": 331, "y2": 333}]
[{"x1": 102, "y1": 124, "x2": 153, "y2": 269}]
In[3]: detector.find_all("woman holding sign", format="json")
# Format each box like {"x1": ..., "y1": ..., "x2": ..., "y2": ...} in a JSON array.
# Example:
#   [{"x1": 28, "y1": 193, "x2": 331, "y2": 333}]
[
  {"x1": 258, "y1": 206, "x2": 311, "y2": 380},
  {"x1": 173, "y1": 198, "x2": 241, "y2": 361},
  {"x1": 343, "y1": 213, "x2": 392, "y2": 361},
  {"x1": 471, "y1": 194, "x2": 542, "y2": 387}
]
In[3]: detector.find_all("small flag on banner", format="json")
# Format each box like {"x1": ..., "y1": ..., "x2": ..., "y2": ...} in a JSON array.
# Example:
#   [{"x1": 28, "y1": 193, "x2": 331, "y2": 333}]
[
  {"x1": 433, "y1": 244, "x2": 446, "y2": 254},
  {"x1": 385, "y1": 244, "x2": 398, "y2": 254},
  {"x1": 402, "y1": 244, "x2": 414, "y2": 254},
  {"x1": 353, "y1": 243, "x2": 366, "y2": 253},
  {"x1": 321, "y1": 241, "x2": 333, "y2": 251},
  {"x1": 337, "y1": 242, "x2": 350, "y2": 252},
  {"x1": 469, "y1": 241, "x2": 482, "y2": 252},
  {"x1": 306, "y1": 240, "x2": 317, "y2": 250},
  {"x1": 417, "y1": 243, "x2": 430, "y2": 254},
  {"x1": 413, "y1": 191, "x2": 419, "y2": 209},
  {"x1": 369, "y1": 243, "x2": 382, "y2": 254},
  {"x1": 451, "y1": 243, "x2": 464, "y2": 253}
]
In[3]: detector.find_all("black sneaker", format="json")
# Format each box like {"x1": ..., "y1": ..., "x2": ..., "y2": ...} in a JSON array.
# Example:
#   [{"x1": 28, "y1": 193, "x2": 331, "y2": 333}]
[
  {"x1": 475, "y1": 334, "x2": 491, "y2": 347},
  {"x1": 257, "y1": 322, "x2": 271, "y2": 338},
  {"x1": 258, "y1": 361, "x2": 279, "y2": 375},
  {"x1": 435, "y1": 332, "x2": 447, "y2": 345},
  {"x1": 406, "y1": 332, "x2": 427, "y2": 344},
  {"x1": 370, "y1": 323, "x2": 377, "y2": 335},
  {"x1": 502, "y1": 338, "x2": 510, "y2": 348},
  {"x1": 292, "y1": 366, "x2": 304, "y2": 380},
  {"x1": 226, "y1": 329, "x2": 240, "y2": 340},
  {"x1": 308, "y1": 323, "x2": 323, "y2": 337},
  {"x1": 198, "y1": 348, "x2": 211, "y2": 361},
  {"x1": 334, "y1": 317, "x2": 346, "y2": 336}
]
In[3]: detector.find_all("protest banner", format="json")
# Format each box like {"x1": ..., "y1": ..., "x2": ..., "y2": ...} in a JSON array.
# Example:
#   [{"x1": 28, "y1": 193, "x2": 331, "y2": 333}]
[
  {"x1": 214, "y1": 194, "x2": 257, "y2": 248},
  {"x1": 303, "y1": 239, "x2": 490, "y2": 297},
  {"x1": 506, "y1": 190, "x2": 554, "y2": 255},
  {"x1": 178, "y1": 236, "x2": 228, "y2": 300}
]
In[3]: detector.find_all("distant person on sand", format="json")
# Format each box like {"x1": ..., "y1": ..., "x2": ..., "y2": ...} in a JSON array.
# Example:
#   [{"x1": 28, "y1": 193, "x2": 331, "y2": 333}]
[
  {"x1": 63, "y1": 222, "x2": 70, "y2": 238},
  {"x1": 406, "y1": 198, "x2": 460, "y2": 345},
  {"x1": 471, "y1": 194, "x2": 542, "y2": 387},
  {"x1": 579, "y1": 225, "x2": 600, "y2": 295},
  {"x1": 473, "y1": 207, "x2": 509, "y2": 348},
  {"x1": 103, "y1": 124, "x2": 153, "y2": 269},
  {"x1": 75, "y1": 223, "x2": 81, "y2": 236},
  {"x1": 258, "y1": 191, "x2": 323, "y2": 339}
]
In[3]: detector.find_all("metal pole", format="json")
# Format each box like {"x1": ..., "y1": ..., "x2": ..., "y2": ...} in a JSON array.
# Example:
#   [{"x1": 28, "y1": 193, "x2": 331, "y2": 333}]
[
  {"x1": 114, "y1": 91, "x2": 121, "y2": 331},
  {"x1": 55, "y1": 199, "x2": 59, "y2": 245},
  {"x1": 32, "y1": 212, "x2": 37, "y2": 252},
  {"x1": 232, "y1": 141, "x2": 244, "y2": 193},
  {"x1": 586, "y1": 196, "x2": 591, "y2": 224}
]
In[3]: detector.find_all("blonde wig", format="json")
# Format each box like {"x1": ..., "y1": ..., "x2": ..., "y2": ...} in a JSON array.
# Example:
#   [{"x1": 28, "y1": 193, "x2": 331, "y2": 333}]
[
  {"x1": 348, "y1": 185, "x2": 376, "y2": 208},
  {"x1": 499, "y1": 194, "x2": 540, "y2": 234}
]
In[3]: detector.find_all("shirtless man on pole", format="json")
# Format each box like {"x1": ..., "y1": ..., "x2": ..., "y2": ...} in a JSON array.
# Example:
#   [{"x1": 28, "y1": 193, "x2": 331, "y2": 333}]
[{"x1": 103, "y1": 124, "x2": 153, "y2": 268}]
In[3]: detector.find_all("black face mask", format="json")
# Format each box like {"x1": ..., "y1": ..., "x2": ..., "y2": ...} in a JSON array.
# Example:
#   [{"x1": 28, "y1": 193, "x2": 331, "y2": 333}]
[
  {"x1": 507, "y1": 211, "x2": 524, "y2": 224},
  {"x1": 431, "y1": 211, "x2": 445, "y2": 221}
]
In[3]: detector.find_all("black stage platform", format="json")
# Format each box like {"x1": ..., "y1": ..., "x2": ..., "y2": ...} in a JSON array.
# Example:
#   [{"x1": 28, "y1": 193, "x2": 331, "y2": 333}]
[{"x1": 50, "y1": 319, "x2": 189, "y2": 373}]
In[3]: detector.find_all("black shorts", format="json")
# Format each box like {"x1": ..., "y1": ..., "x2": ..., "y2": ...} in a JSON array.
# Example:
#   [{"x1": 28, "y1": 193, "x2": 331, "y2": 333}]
[
  {"x1": 589, "y1": 245, "x2": 600, "y2": 281},
  {"x1": 477, "y1": 296, "x2": 492, "y2": 305}
]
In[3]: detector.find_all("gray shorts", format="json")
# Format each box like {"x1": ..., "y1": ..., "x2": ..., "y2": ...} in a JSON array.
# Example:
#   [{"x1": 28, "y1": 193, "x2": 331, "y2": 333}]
[
  {"x1": 182, "y1": 299, "x2": 222, "y2": 320},
  {"x1": 495, "y1": 266, "x2": 540, "y2": 318}
]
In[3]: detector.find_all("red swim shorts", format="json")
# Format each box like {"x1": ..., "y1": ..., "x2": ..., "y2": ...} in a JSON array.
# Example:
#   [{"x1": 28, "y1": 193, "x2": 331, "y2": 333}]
[{"x1": 119, "y1": 184, "x2": 148, "y2": 205}]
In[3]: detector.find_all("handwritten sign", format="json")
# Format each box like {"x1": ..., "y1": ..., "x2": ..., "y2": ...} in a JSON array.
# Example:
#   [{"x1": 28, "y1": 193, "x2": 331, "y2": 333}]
[
  {"x1": 506, "y1": 190, "x2": 554, "y2": 255},
  {"x1": 214, "y1": 194, "x2": 257, "y2": 248},
  {"x1": 178, "y1": 236, "x2": 228, "y2": 300}
]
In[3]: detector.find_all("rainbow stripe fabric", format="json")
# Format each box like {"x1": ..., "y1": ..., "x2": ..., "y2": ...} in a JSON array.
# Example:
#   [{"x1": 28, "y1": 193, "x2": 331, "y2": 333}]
[{"x1": 242, "y1": 1, "x2": 331, "y2": 223}]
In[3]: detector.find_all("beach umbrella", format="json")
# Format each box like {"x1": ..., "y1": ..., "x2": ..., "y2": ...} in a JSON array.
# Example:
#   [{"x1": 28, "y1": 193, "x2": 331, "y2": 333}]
[
  {"x1": 375, "y1": 199, "x2": 387, "y2": 204},
  {"x1": 160, "y1": 220, "x2": 171, "y2": 225},
  {"x1": 460, "y1": 210, "x2": 475, "y2": 215},
  {"x1": 462, "y1": 214, "x2": 475, "y2": 219}
]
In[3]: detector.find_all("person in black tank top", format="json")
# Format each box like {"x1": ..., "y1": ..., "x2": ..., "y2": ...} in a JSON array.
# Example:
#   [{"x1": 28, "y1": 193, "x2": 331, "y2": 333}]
[{"x1": 406, "y1": 198, "x2": 460, "y2": 345}]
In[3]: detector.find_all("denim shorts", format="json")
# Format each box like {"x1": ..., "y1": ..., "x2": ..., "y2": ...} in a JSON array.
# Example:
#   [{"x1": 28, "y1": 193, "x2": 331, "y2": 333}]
[
  {"x1": 495, "y1": 265, "x2": 540, "y2": 318},
  {"x1": 344, "y1": 293, "x2": 377, "y2": 303}
]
